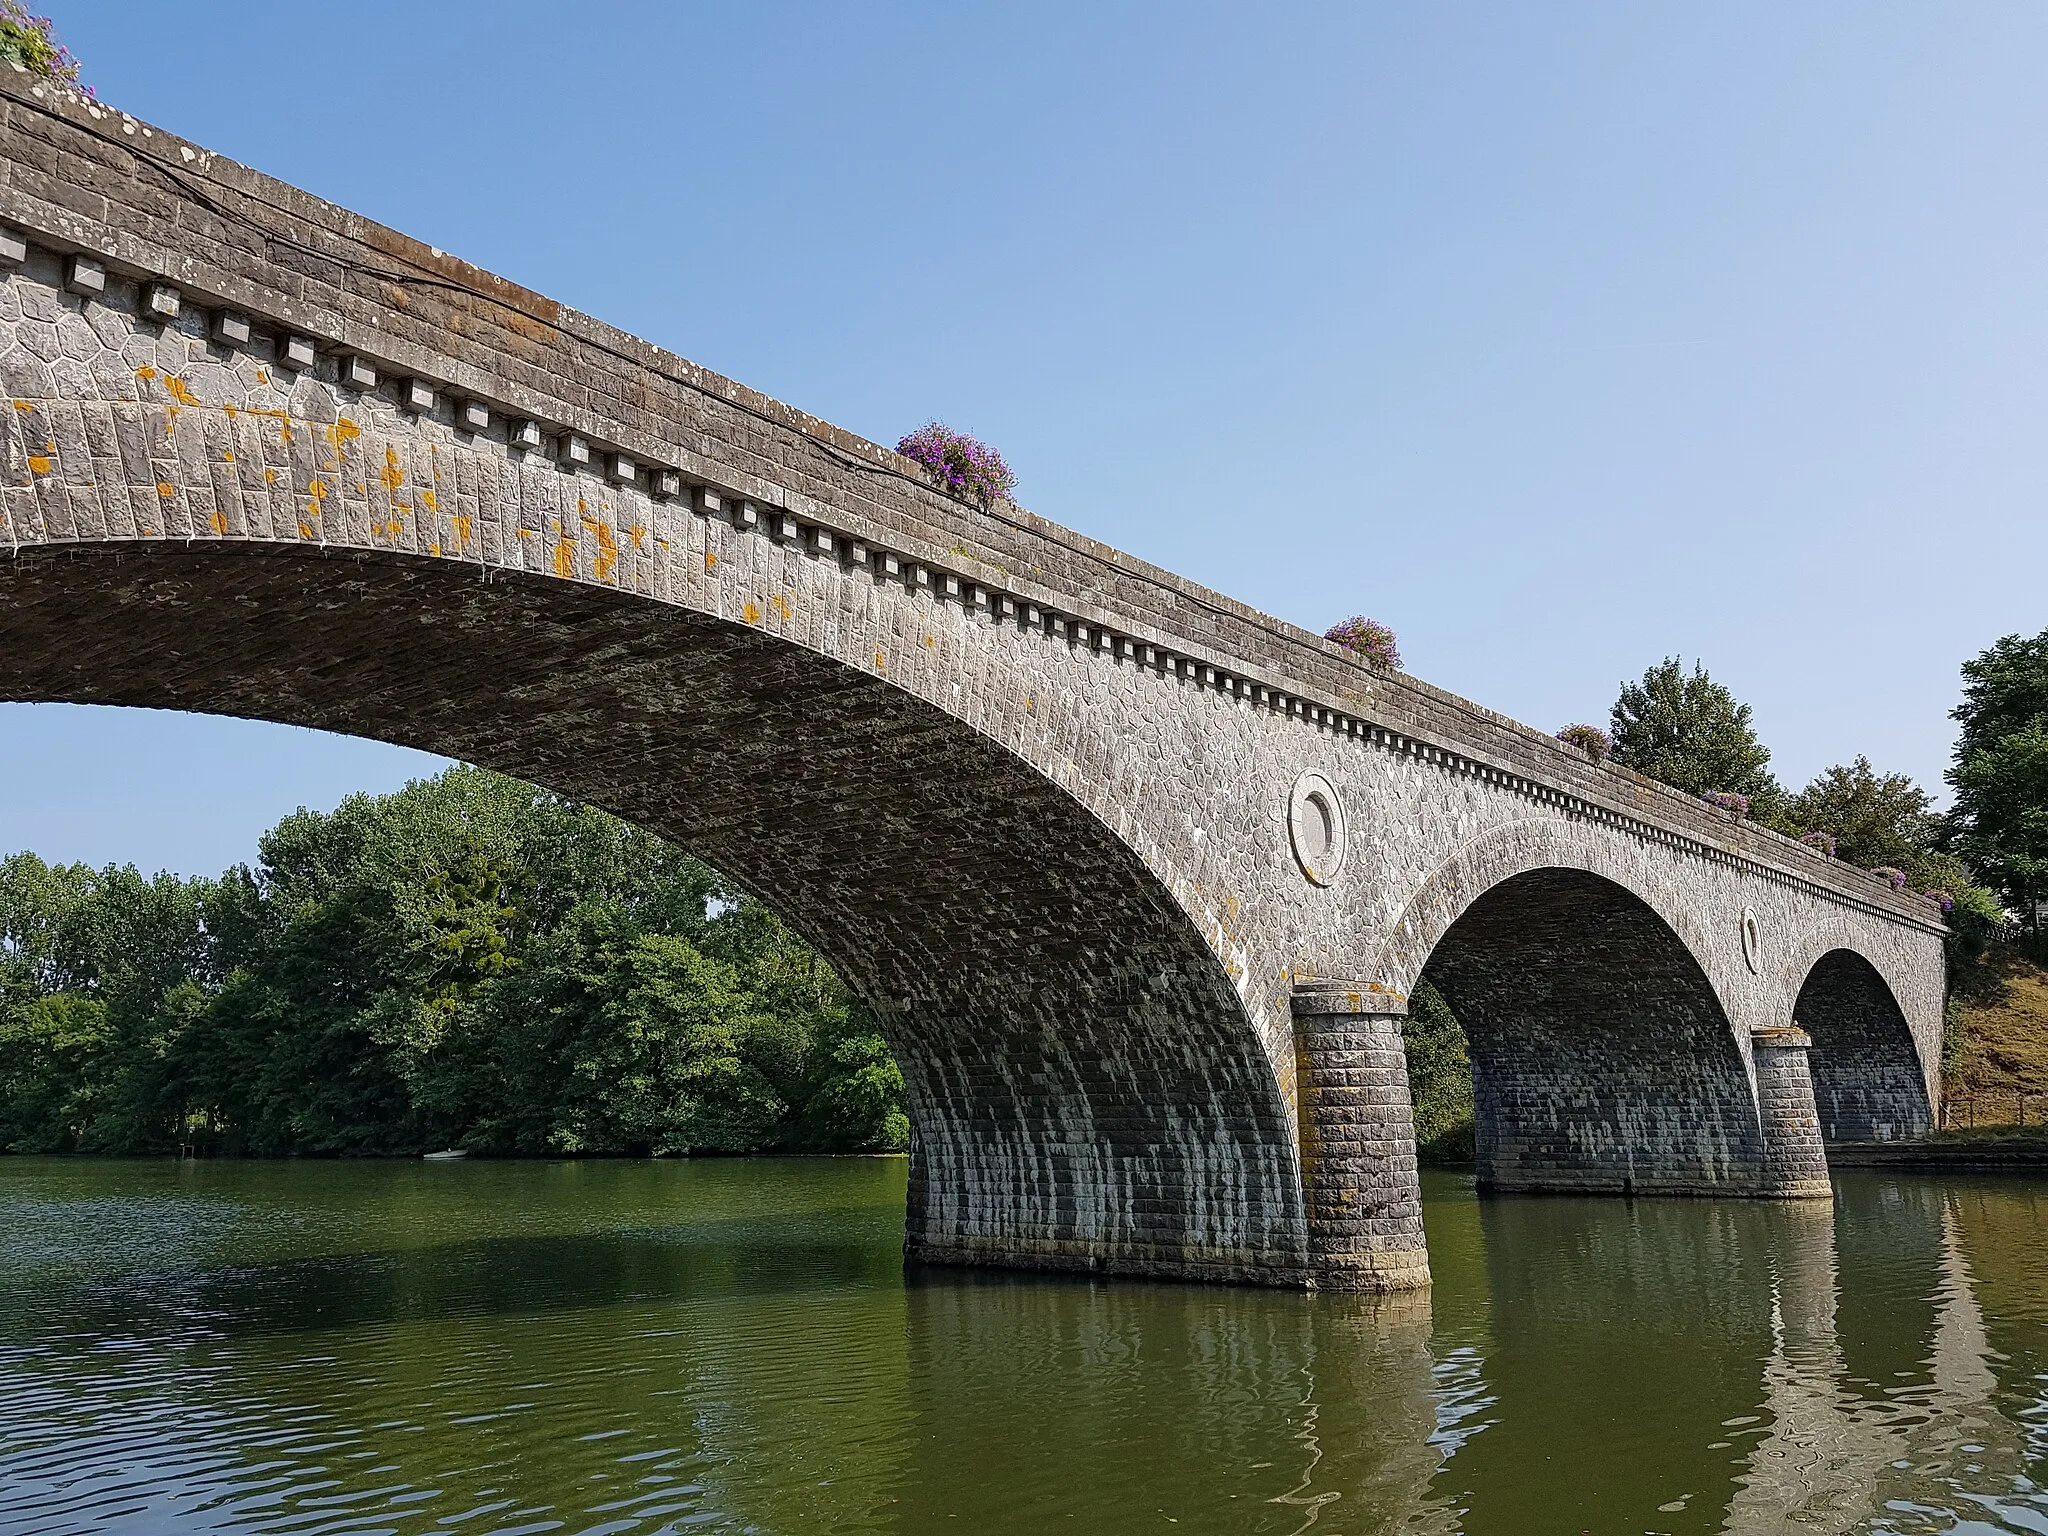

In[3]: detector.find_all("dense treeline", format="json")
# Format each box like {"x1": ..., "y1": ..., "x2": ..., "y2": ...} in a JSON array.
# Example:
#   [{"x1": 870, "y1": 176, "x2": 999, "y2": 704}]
[{"x1": 0, "y1": 768, "x2": 906, "y2": 1157}]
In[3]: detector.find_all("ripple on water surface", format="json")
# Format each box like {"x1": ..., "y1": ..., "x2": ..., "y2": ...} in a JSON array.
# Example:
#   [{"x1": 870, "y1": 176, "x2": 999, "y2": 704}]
[{"x1": 6, "y1": 1162, "x2": 2048, "y2": 1534}]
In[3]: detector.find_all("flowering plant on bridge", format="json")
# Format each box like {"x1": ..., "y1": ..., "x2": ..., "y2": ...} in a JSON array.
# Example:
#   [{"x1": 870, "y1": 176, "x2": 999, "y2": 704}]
[
  {"x1": 0, "y1": 3, "x2": 82, "y2": 86},
  {"x1": 1701, "y1": 790, "x2": 1751, "y2": 817},
  {"x1": 1800, "y1": 830, "x2": 1838, "y2": 857},
  {"x1": 1556, "y1": 724, "x2": 1613, "y2": 760},
  {"x1": 1923, "y1": 889, "x2": 1957, "y2": 914},
  {"x1": 1870, "y1": 866, "x2": 1910, "y2": 891},
  {"x1": 1324, "y1": 617, "x2": 1401, "y2": 669},
  {"x1": 896, "y1": 422, "x2": 1016, "y2": 508}
]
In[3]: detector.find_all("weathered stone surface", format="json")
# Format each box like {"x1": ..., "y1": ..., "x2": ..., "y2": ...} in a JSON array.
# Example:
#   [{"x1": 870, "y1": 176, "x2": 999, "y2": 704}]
[{"x1": 0, "y1": 72, "x2": 1948, "y2": 1287}]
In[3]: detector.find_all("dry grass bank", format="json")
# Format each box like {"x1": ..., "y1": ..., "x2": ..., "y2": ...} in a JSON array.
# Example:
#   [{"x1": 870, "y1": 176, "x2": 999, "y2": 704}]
[{"x1": 1944, "y1": 948, "x2": 2048, "y2": 1128}]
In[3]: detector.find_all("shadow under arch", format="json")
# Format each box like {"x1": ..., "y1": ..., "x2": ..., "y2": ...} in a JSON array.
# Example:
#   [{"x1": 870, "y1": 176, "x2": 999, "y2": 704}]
[
  {"x1": 1793, "y1": 948, "x2": 1933, "y2": 1143},
  {"x1": 0, "y1": 542, "x2": 1304, "y2": 1282},
  {"x1": 1412, "y1": 865, "x2": 1768, "y2": 1194}
]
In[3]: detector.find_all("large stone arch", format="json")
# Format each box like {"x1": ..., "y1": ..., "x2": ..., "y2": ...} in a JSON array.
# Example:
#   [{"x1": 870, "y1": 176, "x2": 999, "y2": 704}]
[
  {"x1": 1374, "y1": 822, "x2": 1772, "y2": 1194},
  {"x1": 0, "y1": 539, "x2": 1305, "y2": 1284}
]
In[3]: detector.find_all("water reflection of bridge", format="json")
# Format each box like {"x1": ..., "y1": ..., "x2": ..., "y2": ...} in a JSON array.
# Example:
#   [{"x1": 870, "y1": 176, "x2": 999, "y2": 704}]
[{"x1": 1183, "y1": 1177, "x2": 2042, "y2": 1536}]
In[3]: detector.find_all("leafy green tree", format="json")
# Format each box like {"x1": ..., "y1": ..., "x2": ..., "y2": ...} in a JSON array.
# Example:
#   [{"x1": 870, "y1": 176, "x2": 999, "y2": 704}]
[
  {"x1": 0, "y1": 765, "x2": 911, "y2": 1160},
  {"x1": 1609, "y1": 658, "x2": 1783, "y2": 813},
  {"x1": 1785, "y1": 757, "x2": 1940, "y2": 869},
  {"x1": 1950, "y1": 627, "x2": 2048, "y2": 933},
  {"x1": 1404, "y1": 981, "x2": 1473, "y2": 1164}
]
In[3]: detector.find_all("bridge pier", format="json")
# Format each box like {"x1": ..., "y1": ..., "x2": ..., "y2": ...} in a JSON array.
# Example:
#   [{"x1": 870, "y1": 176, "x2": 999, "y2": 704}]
[
  {"x1": 1751, "y1": 1026, "x2": 1834, "y2": 1199},
  {"x1": 1290, "y1": 983, "x2": 1432, "y2": 1291}
]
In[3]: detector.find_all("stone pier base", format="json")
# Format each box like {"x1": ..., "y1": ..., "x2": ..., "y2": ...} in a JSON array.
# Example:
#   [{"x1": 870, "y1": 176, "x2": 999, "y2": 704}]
[
  {"x1": 1751, "y1": 1026, "x2": 1835, "y2": 1200},
  {"x1": 1291, "y1": 983, "x2": 1433, "y2": 1291}
]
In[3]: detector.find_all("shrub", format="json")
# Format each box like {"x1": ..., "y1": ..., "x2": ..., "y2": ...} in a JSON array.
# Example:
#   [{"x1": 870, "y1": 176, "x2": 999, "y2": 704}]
[
  {"x1": 1871, "y1": 866, "x2": 1910, "y2": 892},
  {"x1": 1324, "y1": 617, "x2": 1401, "y2": 670},
  {"x1": 1556, "y1": 724, "x2": 1613, "y2": 760},
  {"x1": 896, "y1": 422, "x2": 1015, "y2": 508},
  {"x1": 0, "y1": 4, "x2": 81, "y2": 85},
  {"x1": 1702, "y1": 790, "x2": 1751, "y2": 816},
  {"x1": 1800, "y1": 830, "x2": 1838, "y2": 856}
]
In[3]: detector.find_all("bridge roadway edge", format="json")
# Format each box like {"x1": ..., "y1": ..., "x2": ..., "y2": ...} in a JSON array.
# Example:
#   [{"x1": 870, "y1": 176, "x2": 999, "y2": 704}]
[{"x1": 0, "y1": 69, "x2": 1951, "y2": 1287}]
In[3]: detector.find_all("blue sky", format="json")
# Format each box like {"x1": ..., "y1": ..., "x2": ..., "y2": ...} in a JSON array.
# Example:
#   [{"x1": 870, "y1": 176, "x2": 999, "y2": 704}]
[{"x1": 8, "y1": 2, "x2": 2046, "y2": 875}]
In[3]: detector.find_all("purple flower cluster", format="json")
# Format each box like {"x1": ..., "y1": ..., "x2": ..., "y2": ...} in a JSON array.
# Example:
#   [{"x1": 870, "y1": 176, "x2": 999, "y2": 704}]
[
  {"x1": 1923, "y1": 889, "x2": 1956, "y2": 914},
  {"x1": 0, "y1": 3, "x2": 84, "y2": 88},
  {"x1": 1555, "y1": 724, "x2": 1613, "y2": 760},
  {"x1": 896, "y1": 422, "x2": 1016, "y2": 508},
  {"x1": 1870, "y1": 866, "x2": 1910, "y2": 892},
  {"x1": 1701, "y1": 790, "x2": 1751, "y2": 817},
  {"x1": 1324, "y1": 617, "x2": 1401, "y2": 670},
  {"x1": 1800, "y1": 830, "x2": 1838, "y2": 856}
]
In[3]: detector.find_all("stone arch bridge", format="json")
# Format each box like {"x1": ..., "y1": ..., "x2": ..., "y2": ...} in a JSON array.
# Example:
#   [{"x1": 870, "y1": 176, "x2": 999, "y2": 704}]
[{"x1": 0, "y1": 74, "x2": 1945, "y2": 1290}]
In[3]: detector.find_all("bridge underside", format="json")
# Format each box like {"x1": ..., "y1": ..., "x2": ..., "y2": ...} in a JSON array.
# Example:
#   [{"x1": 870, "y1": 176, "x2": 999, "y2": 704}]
[
  {"x1": 1796, "y1": 949, "x2": 1934, "y2": 1144},
  {"x1": 0, "y1": 542, "x2": 1311, "y2": 1284},
  {"x1": 1423, "y1": 869, "x2": 1784, "y2": 1196}
]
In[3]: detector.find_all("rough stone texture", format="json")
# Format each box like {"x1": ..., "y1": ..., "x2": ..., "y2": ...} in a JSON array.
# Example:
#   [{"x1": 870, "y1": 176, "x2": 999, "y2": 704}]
[
  {"x1": 1795, "y1": 949, "x2": 1936, "y2": 1143},
  {"x1": 0, "y1": 73, "x2": 1950, "y2": 1287},
  {"x1": 1290, "y1": 984, "x2": 1429, "y2": 1291},
  {"x1": 1749, "y1": 1028, "x2": 1834, "y2": 1198}
]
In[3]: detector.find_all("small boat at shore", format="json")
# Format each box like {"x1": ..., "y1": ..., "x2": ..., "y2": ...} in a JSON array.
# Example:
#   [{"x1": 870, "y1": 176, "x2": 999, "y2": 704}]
[{"x1": 422, "y1": 1149, "x2": 469, "y2": 1162}]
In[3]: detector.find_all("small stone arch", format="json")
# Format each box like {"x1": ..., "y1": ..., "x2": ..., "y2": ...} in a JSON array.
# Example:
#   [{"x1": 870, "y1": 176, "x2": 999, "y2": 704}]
[
  {"x1": 1791, "y1": 946, "x2": 1934, "y2": 1144},
  {"x1": 1378, "y1": 822, "x2": 1770, "y2": 1195}
]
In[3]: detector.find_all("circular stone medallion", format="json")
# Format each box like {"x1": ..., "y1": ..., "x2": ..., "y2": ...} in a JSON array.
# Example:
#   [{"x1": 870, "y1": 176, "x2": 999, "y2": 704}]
[
  {"x1": 1740, "y1": 907, "x2": 1762, "y2": 974},
  {"x1": 1288, "y1": 771, "x2": 1348, "y2": 886}
]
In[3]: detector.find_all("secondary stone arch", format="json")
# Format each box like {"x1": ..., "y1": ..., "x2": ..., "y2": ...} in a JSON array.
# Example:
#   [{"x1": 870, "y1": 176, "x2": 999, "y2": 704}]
[
  {"x1": 0, "y1": 538, "x2": 1307, "y2": 1283},
  {"x1": 1377, "y1": 822, "x2": 1773, "y2": 1195},
  {"x1": 1786, "y1": 936, "x2": 1934, "y2": 1144},
  {"x1": 1373, "y1": 818, "x2": 1727, "y2": 1005}
]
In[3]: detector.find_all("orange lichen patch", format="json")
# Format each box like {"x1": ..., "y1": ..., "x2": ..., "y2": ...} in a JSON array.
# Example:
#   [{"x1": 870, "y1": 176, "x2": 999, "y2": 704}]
[
  {"x1": 380, "y1": 519, "x2": 404, "y2": 540},
  {"x1": 428, "y1": 543, "x2": 442, "y2": 557},
  {"x1": 552, "y1": 538, "x2": 576, "y2": 579},
  {"x1": 325, "y1": 418, "x2": 361, "y2": 450},
  {"x1": 208, "y1": 510, "x2": 228, "y2": 535},
  {"x1": 297, "y1": 522, "x2": 316, "y2": 539},
  {"x1": 742, "y1": 600, "x2": 761, "y2": 625},
  {"x1": 379, "y1": 448, "x2": 405, "y2": 494},
  {"x1": 264, "y1": 467, "x2": 278, "y2": 484},
  {"x1": 222, "y1": 449, "x2": 235, "y2": 464},
  {"x1": 163, "y1": 377, "x2": 200, "y2": 408},
  {"x1": 156, "y1": 482, "x2": 175, "y2": 498},
  {"x1": 874, "y1": 650, "x2": 887, "y2": 672},
  {"x1": 133, "y1": 367, "x2": 156, "y2": 383},
  {"x1": 451, "y1": 515, "x2": 473, "y2": 545},
  {"x1": 923, "y1": 635, "x2": 936, "y2": 649},
  {"x1": 26, "y1": 455, "x2": 49, "y2": 475},
  {"x1": 704, "y1": 551, "x2": 717, "y2": 570},
  {"x1": 256, "y1": 368, "x2": 270, "y2": 385},
  {"x1": 581, "y1": 518, "x2": 619, "y2": 582},
  {"x1": 772, "y1": 594, "x2": 792, "y2": 621},
  {"x1": 516, "y1": 528, "x2": 536, "y2": 539},
  {"x1": 223, "y1": 403, "x2": 237, "y2": 419},
  {"x1": 421, "y1": 488, "x2": 438, "y2": 512},
  {"x1": 626, "y1": 525, "x2": 645, "y2": 550}
]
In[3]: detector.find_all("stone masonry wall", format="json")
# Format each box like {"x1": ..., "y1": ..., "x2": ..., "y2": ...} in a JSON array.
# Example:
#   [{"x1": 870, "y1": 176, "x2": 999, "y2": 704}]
[{"x1": 0, "y1": 71, "x2": 1952, "y2": 1285}]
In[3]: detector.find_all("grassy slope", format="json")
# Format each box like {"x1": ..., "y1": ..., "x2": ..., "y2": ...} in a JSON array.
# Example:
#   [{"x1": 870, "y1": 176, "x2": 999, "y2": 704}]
[{"x1": 1943, "y1": 948, "x2": 2048, "y2": 1128}]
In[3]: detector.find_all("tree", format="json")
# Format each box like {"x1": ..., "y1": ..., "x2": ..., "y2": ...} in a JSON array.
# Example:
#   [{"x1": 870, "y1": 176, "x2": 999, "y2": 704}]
[
  {"x1": 1950, "y1": 627, "x2": 2048, "y2": 932},
  {"x1": 1785, "y1": 757, "x2": 1940, "y2": 869},
  {"x1": 1609, "y1": 659, "x2": 1782, "y2": 812}
]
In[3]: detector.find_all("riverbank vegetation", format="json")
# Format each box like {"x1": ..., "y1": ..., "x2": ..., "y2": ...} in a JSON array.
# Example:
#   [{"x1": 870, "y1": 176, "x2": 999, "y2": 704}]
[
  {"x1": 5, "y1": 626, "x2": 2045, "y2": 1162},
  {"x1": 0, "y1": 768, "x2": 906, "y2": 1157}
]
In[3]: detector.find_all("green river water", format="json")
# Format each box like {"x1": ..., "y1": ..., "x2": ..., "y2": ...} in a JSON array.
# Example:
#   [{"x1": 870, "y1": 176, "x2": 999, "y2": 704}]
[{"x1": 2, "y1": 1157, "x2": 2047, "y2": 1535}]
